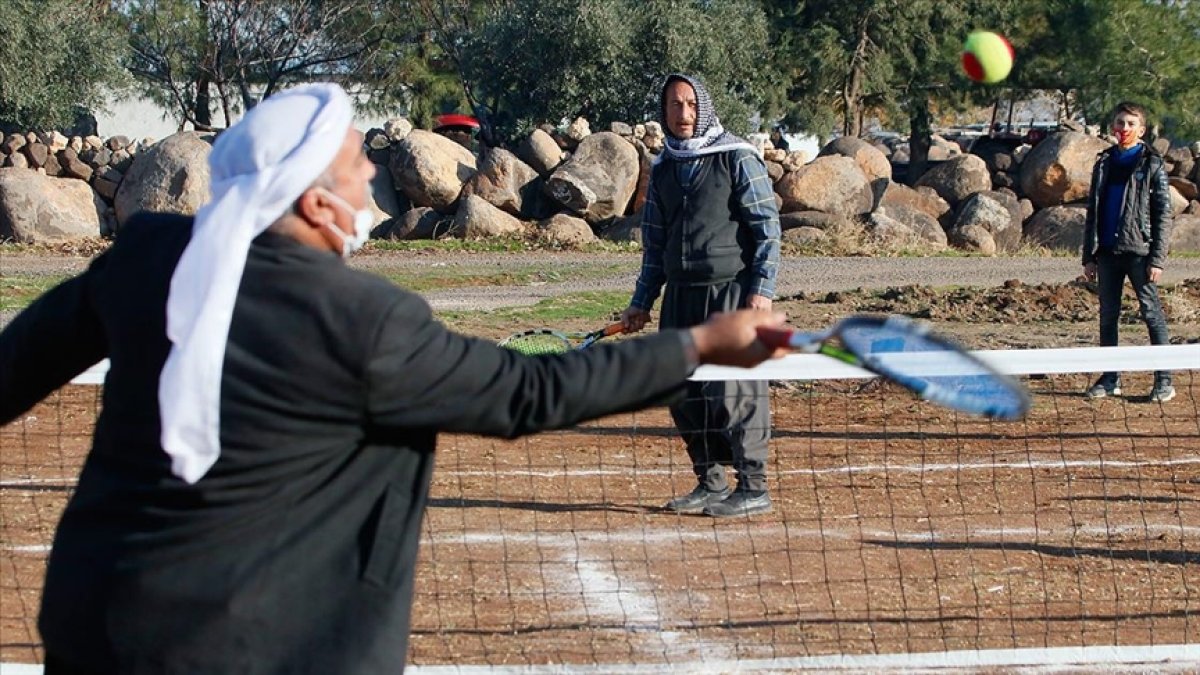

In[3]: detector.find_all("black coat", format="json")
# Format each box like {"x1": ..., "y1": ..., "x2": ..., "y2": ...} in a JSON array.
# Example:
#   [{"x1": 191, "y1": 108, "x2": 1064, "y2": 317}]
[
  {"x1": 1082, "y1": 144, "x2": 1174, "y2": 269},
  {"x1": 0, "y1": 214, "x2": 693, "y2": 673}
]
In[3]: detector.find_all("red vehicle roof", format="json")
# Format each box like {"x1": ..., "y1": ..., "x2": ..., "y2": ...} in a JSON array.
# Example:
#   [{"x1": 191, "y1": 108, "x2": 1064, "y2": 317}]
[{"x1": 434, "y1": 114, "x2": 480, "y2": 130}]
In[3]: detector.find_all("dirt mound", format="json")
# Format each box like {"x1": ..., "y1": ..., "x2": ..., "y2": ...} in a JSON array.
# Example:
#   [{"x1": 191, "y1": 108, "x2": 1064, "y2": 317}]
[{"x1": 781, "y1": 278, "x2": 1200, "y2": 346}]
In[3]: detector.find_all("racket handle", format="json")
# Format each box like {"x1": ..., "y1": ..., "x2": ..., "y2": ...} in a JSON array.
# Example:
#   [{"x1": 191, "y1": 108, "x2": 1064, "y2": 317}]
[
  {"x1": 756, "y1": 326, "x2": 796, "y2": 349},
  {"x1": 602, "y1": 321, "x2": 625, "y2": 337}
]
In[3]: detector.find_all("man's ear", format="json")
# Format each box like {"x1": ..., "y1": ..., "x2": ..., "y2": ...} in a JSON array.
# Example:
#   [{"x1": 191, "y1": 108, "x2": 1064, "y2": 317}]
[{"x1": 294, "y1": 188, "x2": 334, "y2": 230}]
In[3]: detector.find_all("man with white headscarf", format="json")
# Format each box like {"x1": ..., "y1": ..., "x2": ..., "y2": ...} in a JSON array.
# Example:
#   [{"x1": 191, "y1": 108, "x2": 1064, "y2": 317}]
[
  {"x1": 619, "y1": 73, "x2": 782, "y2": 518},
  {"x1": 0, "y1": 83, "x2": 785, "y2": 672}
]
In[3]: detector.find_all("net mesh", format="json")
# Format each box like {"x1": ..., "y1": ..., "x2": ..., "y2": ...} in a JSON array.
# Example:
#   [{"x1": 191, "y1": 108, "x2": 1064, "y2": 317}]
[{"x1": 2, "y1": 348, "x2": 1197, "y2": 669}]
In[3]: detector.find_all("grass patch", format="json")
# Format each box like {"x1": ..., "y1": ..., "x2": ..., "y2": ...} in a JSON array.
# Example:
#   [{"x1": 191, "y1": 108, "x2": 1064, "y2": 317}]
[
  {"x1": 375, "y1": 263, "x2": 628, "y2": 293},
  {"x1": 1, "y1": 274, "x2": 69, "y2": 311},
  {"x1": 438, "y1": 291, "x2": 633, "y2": 338}
]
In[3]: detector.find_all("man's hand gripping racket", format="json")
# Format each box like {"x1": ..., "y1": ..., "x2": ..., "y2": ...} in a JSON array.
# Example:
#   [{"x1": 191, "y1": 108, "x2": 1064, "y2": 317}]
[
  {"x1": 499, "y1": 322, "x2": 625, "y2": 355},
  {"x1": 756, "y1": 315, "x2": 1030, "y2": 420}
]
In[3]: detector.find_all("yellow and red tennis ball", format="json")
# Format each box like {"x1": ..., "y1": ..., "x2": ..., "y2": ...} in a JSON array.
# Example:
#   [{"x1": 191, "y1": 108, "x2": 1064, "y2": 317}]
[{"x1": 961, "y1": 31, "x2": 1014, "y2": 84}]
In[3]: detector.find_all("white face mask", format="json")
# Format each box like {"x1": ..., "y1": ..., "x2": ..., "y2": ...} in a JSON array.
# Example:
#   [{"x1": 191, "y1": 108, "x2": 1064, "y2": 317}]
[{"x1": 320, "y1": 187, "x2": 374, "y2": 258}]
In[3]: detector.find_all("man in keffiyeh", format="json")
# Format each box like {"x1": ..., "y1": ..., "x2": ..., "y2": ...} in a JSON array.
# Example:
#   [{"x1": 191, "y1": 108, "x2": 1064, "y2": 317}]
[
  {"x1": 620, "y1": 73, "x2": 782, "y2": 518},
  {"x1": 0, "y1": 83, "x2": 784, "y2": 672}
]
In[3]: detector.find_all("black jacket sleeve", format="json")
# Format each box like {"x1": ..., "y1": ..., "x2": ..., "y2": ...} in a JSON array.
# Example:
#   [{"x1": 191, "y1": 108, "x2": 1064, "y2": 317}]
[
  {"x1": 365, "y1": 293, "x2": 692, "y2": 438},
  {"x1": 0, "y1": 254, "x2": 109, "y2": 424}
]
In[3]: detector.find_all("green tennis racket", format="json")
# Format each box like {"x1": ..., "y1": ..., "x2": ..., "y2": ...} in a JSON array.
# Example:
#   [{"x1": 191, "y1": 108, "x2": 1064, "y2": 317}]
[{"x1": 498, "y1": 322, "x2": 625, "y2": 355}]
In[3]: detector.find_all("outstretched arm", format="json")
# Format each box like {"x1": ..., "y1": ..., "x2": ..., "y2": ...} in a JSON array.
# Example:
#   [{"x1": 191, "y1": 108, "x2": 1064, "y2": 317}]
[{"x1": 1, "y1": 257, "x2": 108, "y2": 423}]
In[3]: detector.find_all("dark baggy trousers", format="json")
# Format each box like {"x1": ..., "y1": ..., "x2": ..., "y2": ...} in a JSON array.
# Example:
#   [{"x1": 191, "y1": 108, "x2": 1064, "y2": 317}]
[
  {"x1": 1096, "y1": 251, "x2": 1172, "y2": 385},
  {"x1": 660, "y1": 279, "x2": 771, "y2": 492}
]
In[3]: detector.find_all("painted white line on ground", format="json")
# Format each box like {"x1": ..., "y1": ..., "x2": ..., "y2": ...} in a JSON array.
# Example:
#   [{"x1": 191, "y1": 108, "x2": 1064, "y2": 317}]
[
  {"x1": 409, "y1": 643, "x2": 1200, "y2": 672},
  {"x1": 9, "y1": 520, "x2": 1194, "y2": 556},
  {"x1": 423, "y1": 522, "x2": 1200, "y2": 548},
  {"x1": 2, "y1": 545, "x2": 51, "y2": 553},
  {"x1": 7, "y1": 645, "x2": 1196, "y2": 674},
  {"x1": 7, "y1": 457, "x2": 1198, "y2": 489},
  {"x1": 431, "y1": 456, "x2": 1200, "y2": 479}
]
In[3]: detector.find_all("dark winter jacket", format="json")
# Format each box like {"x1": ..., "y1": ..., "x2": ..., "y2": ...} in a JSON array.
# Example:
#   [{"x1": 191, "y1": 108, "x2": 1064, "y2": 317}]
[{"x1": 1082, "y1": 144, "x2": 1174, "y2": 269}]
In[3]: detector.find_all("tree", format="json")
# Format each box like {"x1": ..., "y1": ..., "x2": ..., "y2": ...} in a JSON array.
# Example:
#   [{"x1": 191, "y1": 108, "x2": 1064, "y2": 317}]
[
  {"x1": 769, "y1": 0, "x2": 1014, "y2": 181},
  {"x1": 122, "y1": 0, "x2": 386, "y2": 130},
  {"x1": 372, "y1": 0, "x2": 500, "y2": 135},
  {"x1": 461, "y1": 0, "x2": 776, "y2": 143},
  {"x1": 1012, "y1": 0, "x2": 1200, "y2": 139},
  {"x1": 0, "y1": 0, "x2": 130, "y2": 130}
]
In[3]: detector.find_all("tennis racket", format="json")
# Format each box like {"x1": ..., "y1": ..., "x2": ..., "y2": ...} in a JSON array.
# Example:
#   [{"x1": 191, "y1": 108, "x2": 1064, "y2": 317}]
[
  {"x1": 756, "y1": 314, "x2": 1030, "y2": 420},
  {"x1": 498, "y1": 321, "x2": 625, "y2": 355}
]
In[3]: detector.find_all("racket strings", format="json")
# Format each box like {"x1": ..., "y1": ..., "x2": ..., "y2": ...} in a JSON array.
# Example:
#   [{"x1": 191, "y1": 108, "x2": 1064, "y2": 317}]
[{"x1": 499, "y1": 332, "x2": 572, "y2": 356}]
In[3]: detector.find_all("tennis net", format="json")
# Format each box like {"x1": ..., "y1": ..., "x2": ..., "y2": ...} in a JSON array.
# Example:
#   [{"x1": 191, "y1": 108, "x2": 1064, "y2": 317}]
[{"x1": 2, "y1": 344, "x2": 1198, "y2": 671}]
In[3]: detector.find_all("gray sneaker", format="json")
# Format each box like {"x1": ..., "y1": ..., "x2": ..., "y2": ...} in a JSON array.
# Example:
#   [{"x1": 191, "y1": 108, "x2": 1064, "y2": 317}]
[
  {"x1": 702, "y1": 490, "x2": 772, "y2": 517},
  {"x1": 664, "y1": 485, "x2": 731, "y2": 513},
  {"x1": 1084, "y1": 378, "x2": 1121, "y2": 399},
  {"x1": 1149, "y1": 381, "x2": 1176, "y2": 403}
]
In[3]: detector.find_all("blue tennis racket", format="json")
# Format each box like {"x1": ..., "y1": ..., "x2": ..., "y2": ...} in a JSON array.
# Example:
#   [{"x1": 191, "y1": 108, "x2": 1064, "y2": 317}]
[{"x1": 756, "y1": 315, "x2": 1030, "y2": 420}]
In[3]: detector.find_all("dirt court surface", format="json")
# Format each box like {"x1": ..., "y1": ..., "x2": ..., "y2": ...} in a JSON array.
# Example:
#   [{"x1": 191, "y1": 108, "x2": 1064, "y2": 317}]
[{"x1": 4, "y1": 372, "x2": 1198, "y2": 669}]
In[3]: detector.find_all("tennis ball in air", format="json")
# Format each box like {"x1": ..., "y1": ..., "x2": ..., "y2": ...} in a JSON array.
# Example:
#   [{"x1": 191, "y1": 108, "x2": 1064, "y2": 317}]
[{"x1": 961, "y1": 31, "x2": 1014, "y2": 84}]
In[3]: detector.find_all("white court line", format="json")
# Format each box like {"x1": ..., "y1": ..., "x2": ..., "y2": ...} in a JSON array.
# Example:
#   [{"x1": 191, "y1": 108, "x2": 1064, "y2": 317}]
[
  {"x1": 428, "y1": 523, "x2": 1200, "y2": 548},
  {"x1": 12, "y1": 522, "x2": 1194, "y2": 556},
  {"x1": 402, "y1": 643, "x2": 1200, "y2": 672},
  {"x1": 427, "y1": 456, "x2": 1200, "y2": 479},
  {"x1": 11, "y1": 643, "x2": 1197, "y2": 674},
  {"x1": 8, "y1": 455, "x2": 1197, "y2": 489}
]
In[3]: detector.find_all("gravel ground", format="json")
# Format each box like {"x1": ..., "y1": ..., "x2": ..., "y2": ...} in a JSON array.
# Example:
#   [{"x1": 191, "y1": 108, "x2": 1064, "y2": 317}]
[
  {"x1": 7, "y1": 249, "x2": 1200, "y2": 341},
  {"x1": 356, "y1": 252, "x2": 1198, "y2": 311}
]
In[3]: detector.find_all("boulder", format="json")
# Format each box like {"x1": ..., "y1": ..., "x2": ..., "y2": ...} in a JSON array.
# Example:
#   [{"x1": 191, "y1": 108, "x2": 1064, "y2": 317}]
[
  {"x1": 57, "y1": 148, "x2": 93, "y2": 181},
  {"x1": 21, "y1": 142, "x2": 48, "y2": 169},
  {"x1": 1023, "y1": 205, "x2": 1087, "y2": 252},
  {"x1": 1169, "y1": 214, "x2": 1200, "y2": 253},
  {"x1": 114, "y1": 131, "x2": 214, "y2": 226},
  {"x1": 0, "y1": 168, "x2": 104, "y2": 242},
  {"x1": 867, "y1": 211, "x2": 945, "y2": 249},
  {"x1": 1018, "y1": 131, "x2": 1109, "y2": 208},
  {"x1": 384, "y1": 118, "x2": 413, "y2": 142},
  {"x1": 951, "y1": 191, "x2": 1022, "y2": 253},
  {"x1": 536, "y1": 213, "x2": 596, "y2": 248},
  {"x1": 1168, "y1": 185, "x2": 1189, "y2": 216},
  {"x1": 779, "y1": 210, "x2": 848, "y2": 232},
  {"x1": 1169, "y1": 177, "x2": 1197, "y2": 202},
  {"x1": 781, "y1": 226, "x2": 826, "y2": 246},
  {"x1": 642, "y1": 122, "x2": 665, "y2": 153},
  {"x1": 2, "y1": 133, "x2": 27, "y2": 155},
  {"x1": 948, "y1": 222, "x2": 997, "y2": 256},
  {"x1": 518, "y1": 128, "x2": 565, "y2": 176},
  {"x1": 368, "y1": 163, "x2": 406, "y2": 227},
  {"x1": 388, "y1": 129, "x2": 478, "y2": 213},
  {"x1": 449, "y1": 194, "x2": 525, "y2": 238},
  {"x1": 775, "y1": 155, "x2": 872, "y2": 216},
  {"x1": 597, "y1": 211, "x2": 642, "y2": 244},
  {"x1": 818, "y1": 136, "x2": 892, "y2": 188},
  {"x1": 877, "y1": 181, "x2": 951, "y2": 225},
  {"x1": 461, "y1": 147, "x2": 544, "y2": 218},
  {"x1": 765, "y1": 160, "x2": 784, "y2": 183},
  {"x1": 544, "y1": 131, "x2": 639, "y2": 223},
  {"x1": 629, "y1": 140, "x2": 653, "y2": 215},
  {"x1": 914, "y1": 154, "x2": 991, "y2": 207},
  {"x1": 386, "y1": 207, "x2": 450, "y2": 240},
  {"x1": 877, "y1": 203, "x2": 944, "y2": 244},
  {"x1": 1166, "y1": 147, "x2": 1194, "y2": 178}
]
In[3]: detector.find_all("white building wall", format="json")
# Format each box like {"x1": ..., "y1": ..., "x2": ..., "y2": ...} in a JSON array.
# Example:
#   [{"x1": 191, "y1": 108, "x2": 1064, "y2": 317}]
[{"x1": 93, "y1": 92, "x2": 396, "y2": 141}]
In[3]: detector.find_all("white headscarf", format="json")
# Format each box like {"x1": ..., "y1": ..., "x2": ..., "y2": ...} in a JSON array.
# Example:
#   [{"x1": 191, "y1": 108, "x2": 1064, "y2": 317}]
[{"x1": 159, "y1": 83, "x2": 354, "y2": 484}]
